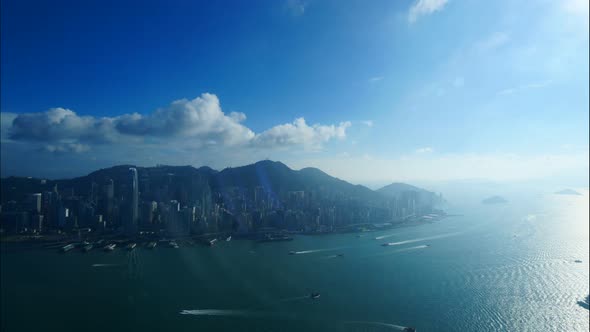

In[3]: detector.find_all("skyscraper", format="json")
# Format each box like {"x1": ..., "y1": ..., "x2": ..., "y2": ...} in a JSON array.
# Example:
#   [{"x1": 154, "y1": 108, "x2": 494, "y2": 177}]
[{"x1": 125, "y1": 168, "x2": 139, "y2": 236}]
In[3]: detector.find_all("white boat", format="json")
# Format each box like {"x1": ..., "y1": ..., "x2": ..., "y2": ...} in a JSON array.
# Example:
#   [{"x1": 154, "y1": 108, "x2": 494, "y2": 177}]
[
  {"x1": 104, "y1": 244, "x2": 116, "y2": 251},
  {"x1": 226, "y1": 236, "x2": 232, "y2": 242},
  {"x1": 208, "y1": 239, "x2": 217, "y2": 246},
  {"x1": 61, "y1": 244, "x2": 75, "y2": 252},
  {"x1": 147, "y1": 241, "x2": 157, "y2": 249},
  {"x1": 126, "y1": 243, "x2": 137, "y2": 250},
  {"x1": 169, "y1": 241, "x2": 179, "y2": 248}
]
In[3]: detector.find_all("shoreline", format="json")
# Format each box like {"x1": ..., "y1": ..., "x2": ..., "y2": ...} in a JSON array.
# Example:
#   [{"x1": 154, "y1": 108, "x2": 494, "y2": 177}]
[{"x1": 0, "y1": 214, "x2": 456, "y2": 251}]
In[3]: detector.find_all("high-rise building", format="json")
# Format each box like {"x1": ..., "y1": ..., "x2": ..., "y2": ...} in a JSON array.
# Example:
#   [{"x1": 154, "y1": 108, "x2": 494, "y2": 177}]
[
  {"x1": 25, "y1": 193, "x2": 42, "y2": 213},
  {"x1": 124, "y1": 168, "x2": 139, "y2": 236}
]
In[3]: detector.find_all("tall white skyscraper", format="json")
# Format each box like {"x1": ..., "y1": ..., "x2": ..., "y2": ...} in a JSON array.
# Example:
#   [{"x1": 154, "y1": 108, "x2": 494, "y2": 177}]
[{"x1": 125, "y1": 167, "x2": 139, "y2": 236}]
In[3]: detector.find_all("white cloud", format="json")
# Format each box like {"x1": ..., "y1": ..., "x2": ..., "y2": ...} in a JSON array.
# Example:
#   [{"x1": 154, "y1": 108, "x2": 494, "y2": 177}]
[
  {"x1": 408, "y1": 0, "x2": 448, "y2": 23},
  {"x1": 361, "y1": 120, "x2": 374, "y2": 127},
  {"x1": 252, "y1": 117, "x2": 351, "y2": 150},
  {"x1": 3, "y1": 93, "x2": 350, "y2": 154},
  {"x1": 44, "y1": 143, "x2": 90, "y2": 154},
  {"x1": 0, "y1": 112, "x2": 17, "y2": 142},
  {"x1": 10, "y1": 107, "x2": 120, "y2": 144},
  {"x1": 415, "y1": 147, "x2": 434, "y2": 153},
  {"x1": 114, "y1": 93, "x2": 254, "y2": 146}
]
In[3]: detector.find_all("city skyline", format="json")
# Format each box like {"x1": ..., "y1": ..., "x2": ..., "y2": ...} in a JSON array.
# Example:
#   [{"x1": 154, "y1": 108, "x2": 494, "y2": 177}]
[{"x1": 1, "y1": 0, "x2": 588, "y2": 186}]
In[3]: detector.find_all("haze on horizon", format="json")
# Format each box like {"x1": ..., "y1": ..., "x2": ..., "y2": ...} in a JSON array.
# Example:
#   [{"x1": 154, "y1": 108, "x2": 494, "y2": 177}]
[{"x1": 1, "y1": 0, "x2": 588, "y2": 188}]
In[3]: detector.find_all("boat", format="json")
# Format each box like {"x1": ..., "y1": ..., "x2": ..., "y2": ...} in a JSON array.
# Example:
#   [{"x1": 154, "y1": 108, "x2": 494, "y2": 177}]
[
  {"x1": 310, "y1": 292, "x2": 320, "y2": 299},
  {"x1": 96, "y1": 239, "x2": 105, "y2": 245},
  {"x1": 61, "y1": 244, "x2": 75, "y2": 252},
  {"x1": 226, "y1": 236, "x2": 232, "y2": 242},
  {"x1": 403, "y1": 328, "x2": 416, "y2": 332},
  {"x1": 575, "y1": 260, "x2": 583, "y2": 263},
  {"x1": 381, "y1": 243, "x2": 391, "y2": 247},
  {"x1": 257, "y1": 234, "x2": 294, "y2": 242},
  {"x1": 104, "y1": 244, "x2": 116, "y2": 251},
  {"x1": 147, "y1": 241, "x2": 157, "y2": 249},
  {"x1": 289, "y1": 251, "x2": 297, "y2": 255},
  {"x1": 126, "y1": 243, "x2": 137, "y2": 250},
  {"x1": 208, "y1": 239, "x2": 217, "y2": 246},
  {"x1": 169, "y1": 241, "x2": 179, "y2": 248},
  {"x1": 82, "y1": 244, "x2": 93, "y2": 252}
]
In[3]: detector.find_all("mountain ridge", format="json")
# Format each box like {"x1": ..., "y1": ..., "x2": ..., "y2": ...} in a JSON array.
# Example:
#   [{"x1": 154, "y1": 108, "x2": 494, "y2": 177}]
[{"x1": 1, "y1": 160, "x2": 434, "y2": 205}]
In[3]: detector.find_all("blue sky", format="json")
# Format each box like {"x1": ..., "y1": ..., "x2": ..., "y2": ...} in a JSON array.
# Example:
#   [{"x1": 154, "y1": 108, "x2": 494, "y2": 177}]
[{"x1": 1, "y1": 0, "x2": 588, "y2": 186}]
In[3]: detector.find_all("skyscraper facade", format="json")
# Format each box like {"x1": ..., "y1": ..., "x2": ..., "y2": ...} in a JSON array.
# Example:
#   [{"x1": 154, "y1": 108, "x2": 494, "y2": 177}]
[{"x1": 125, "y1": 168, "x2": 139, "y2": 236}]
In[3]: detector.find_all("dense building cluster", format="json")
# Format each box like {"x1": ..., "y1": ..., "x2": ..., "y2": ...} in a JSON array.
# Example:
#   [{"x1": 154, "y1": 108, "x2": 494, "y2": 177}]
[{"x1": 0, "y1": 163, "x2": 444, "y2": 237}]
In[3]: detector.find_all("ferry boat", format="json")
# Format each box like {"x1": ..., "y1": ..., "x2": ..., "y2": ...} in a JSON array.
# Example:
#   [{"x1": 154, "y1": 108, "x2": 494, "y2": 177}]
[
  {"x1": 147, "y1": 241, "x2": 157, "y2": 249},
  {"x1": 126, "y1": 243, "x2": 137, "y2": 250},
  {"x1": 61, "y1": 244, "x2": 75, "y2": 252},
  {"x1": 104, "y1": 244, "x2": 116, "y2": 251},
  {"x1": 82, "y1": 244, "x2": 93, "y2": 252}
]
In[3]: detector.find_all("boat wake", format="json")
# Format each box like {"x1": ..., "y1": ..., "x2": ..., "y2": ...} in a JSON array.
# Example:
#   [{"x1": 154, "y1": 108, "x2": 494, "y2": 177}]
[
  {"x1": 344, "y1": 320, "x2": 408, "y2": 330},
  {"x1": 92, "y1": 263, "x2": 122, "y2": 267},
  {"x1": 180, "y1": 309, "x2": 253, "y2": 317},
  {"x1": 292, "y1": 246, "x2": 348, "y2": 255},
  {"x1": 365, "y1": 245, "x2": 429, "y2": 258},
  {"x1": 382, "y1": 232, "x2": 460, "y2": 246}
]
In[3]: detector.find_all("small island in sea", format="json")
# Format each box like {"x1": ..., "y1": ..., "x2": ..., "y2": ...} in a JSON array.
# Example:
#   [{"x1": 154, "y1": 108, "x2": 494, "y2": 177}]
[
  {"x1": 554, "y1": 189, "x2": 581, "y2": 196},
  {"x1": 481, "y1": 196, "x2": 508, "y2": 204}
]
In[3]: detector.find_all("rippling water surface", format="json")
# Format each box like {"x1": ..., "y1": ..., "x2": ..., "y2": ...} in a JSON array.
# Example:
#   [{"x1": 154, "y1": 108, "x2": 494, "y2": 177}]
[{"x1": 2, "y1": 190, "x2": 588, "y2": 331}]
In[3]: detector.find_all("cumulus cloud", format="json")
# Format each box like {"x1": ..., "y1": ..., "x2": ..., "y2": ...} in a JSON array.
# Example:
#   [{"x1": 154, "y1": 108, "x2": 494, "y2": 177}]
[
  {"x1": 44, "y1": 143, "x2": 91, "y2": 153},
  {"x1": 252, "y1": 117, "x2": 351, "y2": 149},
  {"x1": 0, "y1": 112, "x2": 17, "y2": 141},
  {"x1": 10, "y1": 107, "x2": 120, "y2": 144},
  {"x1": 114, "y1": 93, "x2": 254, "y2": 145},
  {"x1": 408, "y1": 0, "x2": 448, "y2": 23},
  {"x1": 2, "y1": 93, "x2": 349, "y2": 153}
]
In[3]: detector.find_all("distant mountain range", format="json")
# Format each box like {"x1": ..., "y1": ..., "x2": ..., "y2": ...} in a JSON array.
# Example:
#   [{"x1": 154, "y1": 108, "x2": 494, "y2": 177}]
[
  {"x1": 0, "y1": 160, "x2": 442, "y2": 208},
  {"x1": 481, "y1": 196, "x2": 508, "y2": 204},
  {"x1": 554, "y1": 189, "x2": 581, "y2": 196}
]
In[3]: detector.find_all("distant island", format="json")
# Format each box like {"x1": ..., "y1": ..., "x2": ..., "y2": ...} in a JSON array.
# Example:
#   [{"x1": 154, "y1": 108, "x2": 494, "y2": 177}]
[
  {"x1": 481, "y1": 196, "x2": 508, "y2": 204},
  {"x1": 554, "y1": 189, "x2": 581, "y2": 196},
  {"x1": 0, "y1": 160, "x2": 447, "y2": 244}
]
